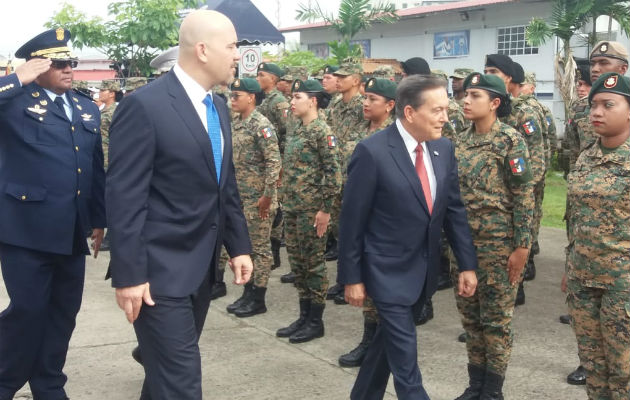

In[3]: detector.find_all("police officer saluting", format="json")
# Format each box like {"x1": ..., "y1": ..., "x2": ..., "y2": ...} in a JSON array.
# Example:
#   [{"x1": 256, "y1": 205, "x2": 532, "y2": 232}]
[{"x1": 0, "y1": 28, "x2": 105, "y2": 399}]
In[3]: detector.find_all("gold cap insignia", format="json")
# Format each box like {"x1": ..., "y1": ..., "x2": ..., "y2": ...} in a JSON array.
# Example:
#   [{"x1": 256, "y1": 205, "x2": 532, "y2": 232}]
[
  {"x1": 604, "y1": 75, "x2": 618, "y2": 88},
  {"x1": 600, "y1": 43, "x2": 608, "y2": 53},
  {"x1": 234, "y1": 79, "x2": 240, "y2": 87},
  {"x1": 471, "y1": 75, "x2": 480, "y2": 85},
  {"x1": 367, "y1": 79, "x2": 374, "y2": 88},
  {"x1": 294, "y1": 81, "x2": 300, "y2": 89},
  {"x1": 56, "y1": 28, "x2": 65, "y2": 41},
  {"x1": 40, "y1": 100, "x2": 48, "y2": 106},
  {"x1": 259, "y1": 63, "x2": 265, "y2": 69},
  {"x1": 32, "y1": 91, "x2": 39, "y2": 98}
]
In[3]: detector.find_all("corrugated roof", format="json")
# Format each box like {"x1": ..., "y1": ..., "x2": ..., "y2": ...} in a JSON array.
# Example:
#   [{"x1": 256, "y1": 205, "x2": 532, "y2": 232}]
[{"x1": 279, "y1": 0, "x2": 515, "y2": 32}]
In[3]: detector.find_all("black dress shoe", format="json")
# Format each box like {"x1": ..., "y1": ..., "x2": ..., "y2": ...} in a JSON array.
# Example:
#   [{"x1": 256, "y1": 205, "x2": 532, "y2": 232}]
[
  {"x1": 209, "y1": 281, "x2": 227, "y2": 300},
  {"x1": 280, "y1": 271, "x2": 296, "y2": 283},
  {"x1": 132, "y1": 346, "x2": 142, "y2": 365},
  {"x1": 333, "y1": 291, "x2": 347, "y2": 305},
  {"x1": 326, "y1": 283, "x2": 344, "y2": 300},
  {"x1": 436, "y1": 273, "x2": 453, "y2": 290},
  {"x1": 458, "y1": 332, "x2": 467, "y2": 343},
  {"x1": 559, "y1": 314, "x2": 571, "y2": 324},
  {"x1": 414, "y1": 300, "x2": 433, "y2": 326},
  {"x1": 567, "y1": 365, "x2": 586, "y2": 385}
]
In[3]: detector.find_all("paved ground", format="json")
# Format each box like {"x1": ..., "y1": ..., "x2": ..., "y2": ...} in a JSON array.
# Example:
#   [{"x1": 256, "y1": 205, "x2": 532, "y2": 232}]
[{"x1": 1, "y1": 226, "x2": 587, "y2": 400}]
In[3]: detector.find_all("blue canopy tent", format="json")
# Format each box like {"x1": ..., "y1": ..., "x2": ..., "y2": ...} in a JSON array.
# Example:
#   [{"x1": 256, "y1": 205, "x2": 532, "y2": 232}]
[{"x1": 204, "y1": 0, "x2": 285, "y2": 45}]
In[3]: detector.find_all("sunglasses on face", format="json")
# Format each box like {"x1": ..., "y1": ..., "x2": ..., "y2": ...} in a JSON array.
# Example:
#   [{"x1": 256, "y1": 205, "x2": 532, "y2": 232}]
[{"x1": 50, "y1": 60, "x2": 78, "y2": 69}]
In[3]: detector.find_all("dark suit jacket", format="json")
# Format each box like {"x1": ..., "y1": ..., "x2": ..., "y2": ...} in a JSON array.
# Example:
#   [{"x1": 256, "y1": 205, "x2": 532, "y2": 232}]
[
  {"x1": 0, "y1": 74, "x2": 105, "y2": 255},
  {"x1": 338, "y1": 122, "x2": 477, "y2": 306},
  {"x1": 107, "y1": 71, "x2": 251, "y2": 297}
]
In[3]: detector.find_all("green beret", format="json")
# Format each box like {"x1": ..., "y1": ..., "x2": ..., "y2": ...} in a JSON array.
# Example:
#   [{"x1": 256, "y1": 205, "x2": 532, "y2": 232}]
[
  {"x1": 291, "y1": 79, "x2": 324, "y2": 93},
  {"x1": 333, "y1": 58, "x2": 363, "y2": 76},
  {"x1": 365, "y1": 78, "x2": 397, "y2": 100},
  {"x1": 588, "y1": 72, "x2": 630, "y2": 104},
  {"x1": 100, "y1": 79, "x2": 120, "y2": 92},
  {"x1": 450, "y1": 68, "x2": 474, "y2": 79},
  {"x1": 590, "y1": 41, "x2": 628, "y2": 63},
  {"x1": 257, "y1": 62, "x2": 284, "y2": 78},
  {"x1": 323, "y1": 65, "x2": 339, "y2": 75},
  {"x1": 231, "y1": 77, "x2": 261, "y2": 93},
  {"x1": 464, "y1": 72, "x2": 507, "y2": 96}
]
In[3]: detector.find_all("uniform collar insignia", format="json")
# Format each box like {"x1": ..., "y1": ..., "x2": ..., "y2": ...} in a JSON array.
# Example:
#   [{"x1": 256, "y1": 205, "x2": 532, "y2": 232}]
[
  {"x1": 81, "y1": 113, "x2": 93, "y2": 121},
  {"x1": 77, "y1": 105, "x2": 83, "y2": 110},
  {"x1": 27, "y1": 106, "x2": 47, "y2": 115},
  {"x1": 40, "y1": 100, "x2": 48, "y2": 106},
  {"x1": 31, "y1": 91, "x2": 40, "y2": 98}
]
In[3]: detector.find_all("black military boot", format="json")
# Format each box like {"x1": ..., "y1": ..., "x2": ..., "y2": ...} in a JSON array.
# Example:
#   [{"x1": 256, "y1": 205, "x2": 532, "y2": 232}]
[
  {"x1": 479, "y1": 370, "x2": 505, "y2": 400},
  {"x1": 523, "y1": 254, "x2": 536, "y2": 281},
  {"x1": 515, "y1": 282, "x2": 525, "y2": 306},
  {"x1": 209, "y1": 281, "x2": 227, "y2": 300},
  {"x1": 334, "y1": 287, "x2": 347, "y2": 305},
  {"x1": 559, "y1": 314, "x2": 571, "y2": 324},
  {"x1": 131, "y1": 346, "x2": 142, "y2": 365},
  {"x1": 326, "y1": 282, "x2": 344, "y2": 300},
  {"x1": 226, "y1": 282, "x2": 253, "y2": 314},
  {"x1": 338, "y1": 322, "x2": 377, "y2": 367},
  {"x1": 277, "y1": 299, "x2": 310, "y2": 337},
  {"x1": 234, "y1": 286, "x2": 267, "y2": 317},
  {"x1": 458, "y1": 332, "x2": 467, "y2": 343},
  {"x1": 289, "y1": 303, "x2": 325, "y2": 343},
  {"x1": 414, "y1": 299, "x2": 434, "y2": 326},
  {"x1": 271, "y1": 238, "x2": 281, "y2": 270},
  {"x1": 455, "y1": 364, "x2": 485, "y2": 400},
  {"x1": 280, "y1": 270, "x2": 296, "y2": 283},
  {"x1": 566, "y1": 365, "x2": 586, "y2": 385}
]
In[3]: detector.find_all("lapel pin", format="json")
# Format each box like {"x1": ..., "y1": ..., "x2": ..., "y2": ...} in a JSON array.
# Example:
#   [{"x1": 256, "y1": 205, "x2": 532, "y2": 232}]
[{"x1": 433, "y1": 150, "x2": 439, "y2": 156}]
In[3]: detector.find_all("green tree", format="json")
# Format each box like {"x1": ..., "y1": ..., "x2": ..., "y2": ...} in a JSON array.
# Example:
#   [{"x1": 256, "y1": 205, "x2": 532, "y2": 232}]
[
  {"x1": 46, "y1": 0, "x2": 199, "y2": 77},
  {"x1": 296, "y1": 0, "x2": 397, "y2": 63},
  {"x1": 276, "y1": 50, "x2": 336, "y2": 75}
]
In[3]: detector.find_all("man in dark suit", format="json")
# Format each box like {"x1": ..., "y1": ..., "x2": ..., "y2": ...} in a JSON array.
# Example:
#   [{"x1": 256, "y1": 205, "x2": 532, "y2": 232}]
[
  {"x1": 338, "y1": 75, "x2": 478, "y2": 400},
  {"x1": 106, "y1": 10, "x2": 253, "y2": 400},
  {"x1": 0, "y1": 29, "x2": 105, "y2": 400}
]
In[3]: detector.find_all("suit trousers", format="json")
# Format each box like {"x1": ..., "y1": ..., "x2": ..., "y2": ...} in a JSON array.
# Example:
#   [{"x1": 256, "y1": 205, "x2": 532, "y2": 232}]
[
  {"x1": 0, "y1": 242, "x2": 85, "y2": 400},
  {"x1": 351, "y1": 301, "x2": 430, "y2": 400},
  {"x1": 135, "y1": 269, "x2": 213, "y2": 400}
]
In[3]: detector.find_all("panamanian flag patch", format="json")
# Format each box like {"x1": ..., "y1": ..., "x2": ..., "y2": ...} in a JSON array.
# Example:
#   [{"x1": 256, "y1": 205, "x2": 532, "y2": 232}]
[
  {"x1": 327, "y1": 135, "x2": 337, "y2": 148},
  {"x1": 522, "y1": 120, "x2": 536, "y2": 135},
  {"x1": 283, "y1": 109, "x2": 289, "y2": 118},
  {"x1": 545, "y1": 116, "x2": 552, "y2": 127},
  {"x1": 509, "y1": 157, "x2": 525, "y2": 175},
  {"x1": 261, "y1": 127, "x2": 273, "y2": 139}
]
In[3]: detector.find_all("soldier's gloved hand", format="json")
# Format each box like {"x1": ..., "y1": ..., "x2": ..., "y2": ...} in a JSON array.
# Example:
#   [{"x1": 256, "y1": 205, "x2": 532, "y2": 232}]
[{"x1": 15, "y1": 58, "x2": 52, "y2": 86}]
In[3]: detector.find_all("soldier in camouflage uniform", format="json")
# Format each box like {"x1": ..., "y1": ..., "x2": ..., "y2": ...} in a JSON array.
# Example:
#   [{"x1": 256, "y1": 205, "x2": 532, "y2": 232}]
[
  {"x1": 433, "y1": 69, "x2": 468, "y2": 142},
  {"x1": 451, "y1": 68, "x2": 474, "y2": 107},
  {"x1": 98, "y1": 79, "x2": 120, "y2": 170},
  {"x1": 276, "y1": 79, "x2": 342, "y2": 343},
  {"x1": 123, "y1": 77, "x2": 147, "y2": 96},
  {"x1": 452, "y1": 73, "x2": 535, "y2": 400},
  {"x1": 325, "y1": 59, "x2": 365, "y2": 302},
  {"x1": 566, "y1": 72, "x2": 630, "y2": 400},
  {"x1": 485, "y1": 54, "x2": 545, "y2": 306},
  {"x1": 218, "y1": 78, "x2": 281, "y2": 318},
  {"x1": 337, "y1": 77, "x2": 397, "y2": 368}
]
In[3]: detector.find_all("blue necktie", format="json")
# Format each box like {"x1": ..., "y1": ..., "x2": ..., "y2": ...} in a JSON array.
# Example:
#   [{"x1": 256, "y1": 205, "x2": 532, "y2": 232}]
[{"x1": 202, "y1": 94, "x2": 222, "y2": 181}]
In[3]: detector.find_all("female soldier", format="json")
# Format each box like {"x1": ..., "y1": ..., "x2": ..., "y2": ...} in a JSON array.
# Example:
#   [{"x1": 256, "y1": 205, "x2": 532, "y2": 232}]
[
  {"x1": 566, "y1": 72, "x2": 630, "y2": 400},
  {"x1": 276, "y1": 79, "x2": 342, "y2": 343},
  {"x1": 338, "y1": 77, "x2": 396, "y2": 367},
  {"x1": 452, "y1": 73, "x2": 535, "y2": 400},
  {"x1": 223, "y1": 78, "x2": 281, "y2": 318}
]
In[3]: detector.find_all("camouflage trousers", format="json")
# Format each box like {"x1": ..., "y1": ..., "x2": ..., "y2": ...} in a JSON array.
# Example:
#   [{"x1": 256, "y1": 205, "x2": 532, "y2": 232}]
[
  {"x1": 451, "y1": 247, "x2": 519, "y2": 376},
  {"x1": 363, "y1": 296, "x2": 379, "y2": 324},
  {"x1": 284, "y1": 211, "x2": 329, "y2": 304},
  {"x1": 531, "y1": 179, "x2": 545, "y2": 252},
  {"x1": 218, "y1": 205, "x2": 275, "y2": 288},
  {"x1": 567, "y1": 281, "x2": 630, "y2": 400}
]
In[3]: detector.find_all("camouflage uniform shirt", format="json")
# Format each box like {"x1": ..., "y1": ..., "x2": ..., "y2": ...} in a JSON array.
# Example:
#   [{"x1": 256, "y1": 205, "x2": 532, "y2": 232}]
[
  {"x1": 567, "y1": 137, "x2": 630, "y2": 291},
  {"x1": 442, "y1": 98, "x2": 468, "y2": 142},
  {"x1": 258, "y1": 89, "x2": 289, "y2": 153},
  {"x1": 100, "y1": 102, "x2": 117, "y2": 169},
  {"x1": 281, "y1": 117, "x2": 342, "y2": 213},
  {"x1": 327, "y1": 92, "x2": 364, "y2": 171},
  {"x1": 231, "y1": 110, "x2": 282, "y2": 207},
  {"x1": 455, "y1": 119, "x2": 535, "y2": 251},
  {"x1": 565, "y1": 97, "x2": 598, "y2": 172},
  {"x1": 520, "y1": 94, "x2": 557, "y2": 168}
]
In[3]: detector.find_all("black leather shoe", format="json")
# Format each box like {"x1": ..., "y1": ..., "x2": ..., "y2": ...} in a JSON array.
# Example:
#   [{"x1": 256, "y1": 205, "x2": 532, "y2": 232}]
[
  {"x1": 233, "y1": 286, "x2": 267, "y2": 318},
  {"x1": 458, "y1": 332, "x2": 467, "y2": 343},
  {"x1": 437, "y1": 273, "x2": 453, "y2": 290},
  {"x1": 280, "y1": 271, "x2": 296, "y2": 283},
  {"x1": 333, "y1": 291, "x2": 347, "y2": 305},
  {"x1": 132, "y1": 346, "x2": 142, "y2": 365},
  {"x1": 289, "y1": 303, "x2": 325, "y2": 343},
  {"x1": 414, "y1": 300, "x2": 433, "y2": 326},
  {"x1": 523, "y1": 258, "x2": 536, "y2": 281},
  {"x1": 567, "y1": 365, "x2": 586, "y2": 385},
  {"x1": 277, "y1": 300, "x2": 310, "y2": 337},
  {"x1": 339, "y1": 322, "x2": 377, "y2": 367},
  {"x1": 326, "y1": 283, "x2": 344, "y2": 300},
  {"x1": 559, "y1": 314, "x2": 571, "y2": 325},
  {"x1": 209, "y1": 281, "x2": 227, "y2": 300},
  {"x1": 515, "y1": 282, "x2": 525, "y2": 306}
]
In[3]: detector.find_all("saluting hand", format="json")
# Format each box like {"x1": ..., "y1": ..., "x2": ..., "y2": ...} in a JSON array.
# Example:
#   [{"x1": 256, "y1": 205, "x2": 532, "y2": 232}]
[
  {"x1": 345, "y1": 283, "x2": 366, "y2": 307},
  {"x1": 458, "y1": 270, "x2": 477, "y2": 297},
  {"x1": 507, "y1": 247, "x2": 529, "y2": 285},
  {"x1": 115, "y1": 283, "x2": 155, "y2": 324},
  {"x1": 313, "y1": 211, "x2": 330, "y2": 238},
  {"x1": 15, "y1": 58, "x2": 51, "y2": 86},
  {"x1": 230, "y1": 255, "x2": 253, "y2": 285}
]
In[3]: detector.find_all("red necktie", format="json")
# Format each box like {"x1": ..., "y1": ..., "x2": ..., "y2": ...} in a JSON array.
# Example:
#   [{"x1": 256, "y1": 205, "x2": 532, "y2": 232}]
[{"x1": 415, "y1": 145, "x2": 433, "y2": 214}]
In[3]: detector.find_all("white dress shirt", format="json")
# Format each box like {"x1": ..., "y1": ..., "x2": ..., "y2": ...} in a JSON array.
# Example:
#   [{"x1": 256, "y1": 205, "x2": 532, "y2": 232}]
[
  {"x1": 44, "y1": 89, "x2": 72, "y2": 121},
  {"x1": 396, "y1": 119, "x2": 437, "y2": 204},
  {"x1": 173, "y1": 63, "x2": 224, "y2": 155}
]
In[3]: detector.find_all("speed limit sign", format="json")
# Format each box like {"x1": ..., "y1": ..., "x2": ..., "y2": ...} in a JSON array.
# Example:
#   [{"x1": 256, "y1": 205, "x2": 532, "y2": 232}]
[{"x1": 239, "y1": 46, "x2": 262, "y2": 77}]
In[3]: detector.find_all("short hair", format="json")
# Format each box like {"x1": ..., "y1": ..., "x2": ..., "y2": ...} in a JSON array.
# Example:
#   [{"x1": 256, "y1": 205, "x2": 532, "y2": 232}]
[{"x1": 395, "y1": 75, "x2": 446, "y2": 117}]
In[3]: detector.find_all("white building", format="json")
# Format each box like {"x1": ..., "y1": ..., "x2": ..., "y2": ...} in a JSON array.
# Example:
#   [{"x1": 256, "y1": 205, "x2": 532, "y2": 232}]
[{"x1": 280, "y1": 0, "x2": 630, "y2": 136}]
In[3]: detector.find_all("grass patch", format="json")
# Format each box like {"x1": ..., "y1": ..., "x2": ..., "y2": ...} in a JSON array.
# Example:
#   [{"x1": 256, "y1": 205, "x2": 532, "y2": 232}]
[{"x1": 542, "y1": 170, "x2": 567, "y2": 229}]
